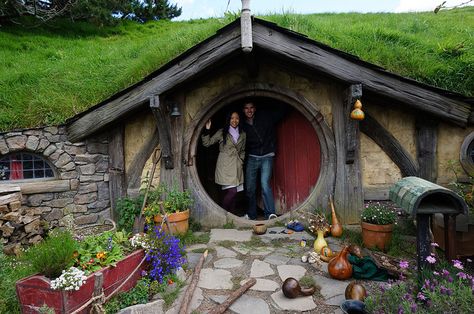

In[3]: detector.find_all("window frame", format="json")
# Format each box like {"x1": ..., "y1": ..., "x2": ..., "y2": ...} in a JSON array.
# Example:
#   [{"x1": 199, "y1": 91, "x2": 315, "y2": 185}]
[
  {"x1": 0, "y1": 152, "x2": 57, "y2": 182},
  {"x1": 460, "y1": 132, "x2": 474, "y2": 176}
]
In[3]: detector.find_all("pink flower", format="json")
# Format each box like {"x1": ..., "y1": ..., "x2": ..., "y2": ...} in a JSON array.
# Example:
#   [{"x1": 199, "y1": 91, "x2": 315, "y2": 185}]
[
  {"x1": 426, "y1": 256, "x2": 436, "y2": 264},
  {"x1": 431, "y1": 242, "x2": 439, "y2": 247},
  {"x1": 399, "y1": 260, "x2": 409, "y2": 269},
  {"x1": 452, "y1": 259, "x2": 464, "y2": 270},
  {"x1": 457, "y1": 272, "x2": 467, "y2": 280},
  {"x1": 433, "y1": 271, "x2": 439, "y2": 275},
  {"x1": 467, "y1": 258, "x2": 472, "y2": 263},
  {"x1": 417, "y1": 292, "x2": 426, "y2": 301}
]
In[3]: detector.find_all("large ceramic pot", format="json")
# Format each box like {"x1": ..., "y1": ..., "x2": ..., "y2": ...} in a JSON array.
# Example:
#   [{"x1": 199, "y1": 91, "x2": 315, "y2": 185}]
[
  {"x1": 361, "y1": 221, "x2": 393, "y2": 251},
  {"x1": 16, "y1": 249, "x2": 146, "y2": 314},
  {"x1": 154, "y1": 209, "x2": 189, "y2": 235}
]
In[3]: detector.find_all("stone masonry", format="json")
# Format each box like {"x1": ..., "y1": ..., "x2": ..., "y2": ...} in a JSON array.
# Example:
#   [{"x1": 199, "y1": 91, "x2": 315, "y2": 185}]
[{"x1": 0, "y1": 126, "x2": 111, "y2": 247}]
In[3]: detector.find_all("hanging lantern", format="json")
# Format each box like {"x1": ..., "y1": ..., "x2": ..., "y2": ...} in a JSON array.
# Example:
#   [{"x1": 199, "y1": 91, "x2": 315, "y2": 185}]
[{"x1": 350, "y1": 99, "x2": 365, "y2": 121}]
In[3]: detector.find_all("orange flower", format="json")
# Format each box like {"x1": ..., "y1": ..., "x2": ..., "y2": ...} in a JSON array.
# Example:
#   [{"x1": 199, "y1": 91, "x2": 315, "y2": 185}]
[
  {"x1": 96, "y1": 251, "x2": 106, "y2": 259},
  {"x1": 167, "y1": 279, "x2": 174, "y2": 285},
  {"x1": 72, "y1": 251, "x2": 79, "y2": 258}
]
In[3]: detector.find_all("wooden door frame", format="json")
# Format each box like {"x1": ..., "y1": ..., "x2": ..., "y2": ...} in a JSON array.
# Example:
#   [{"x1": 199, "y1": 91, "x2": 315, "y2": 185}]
[{"x1": 183, "y1": 83, "x2": 336, "y2": 226}]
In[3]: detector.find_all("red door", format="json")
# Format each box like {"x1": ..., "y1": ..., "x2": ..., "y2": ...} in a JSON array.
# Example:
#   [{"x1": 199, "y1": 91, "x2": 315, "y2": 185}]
[{"x1": 272, "y1": 109, "x2": 321, "y2": 213}]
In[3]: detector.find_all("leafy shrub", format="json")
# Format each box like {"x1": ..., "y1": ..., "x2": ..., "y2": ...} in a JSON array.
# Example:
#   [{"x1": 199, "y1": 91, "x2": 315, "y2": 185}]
[
  {"x1": 104, "y1": 278, "x2": 151, "y2": 313},
  {"x1": 366, "y1": 252, "x2": 474, "y2": 313},
  {"x1": 22, "y1": 229, "x2": 78, "y2": 278},
  {"x1": 116, "y1": 196, "x2": 143, "y2": 232},
  {"x1": 361, "y1": 201, "x2": 397, "y2": 225}
]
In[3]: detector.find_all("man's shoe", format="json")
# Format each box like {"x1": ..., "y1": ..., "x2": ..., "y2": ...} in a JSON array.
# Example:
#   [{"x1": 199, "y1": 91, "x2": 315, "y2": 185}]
[
  {"x1": 243, "y1": 214, "x2": 250, "y2": 220},
  {"x1": 268, "y1": 214, "x2": 277, "y2": 220}
]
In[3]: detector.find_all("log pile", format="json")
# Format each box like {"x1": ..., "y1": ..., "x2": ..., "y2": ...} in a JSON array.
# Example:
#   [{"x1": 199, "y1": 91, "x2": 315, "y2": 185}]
[{"x1": 0, "y1": 185, "x2": 45, "y2": 254}]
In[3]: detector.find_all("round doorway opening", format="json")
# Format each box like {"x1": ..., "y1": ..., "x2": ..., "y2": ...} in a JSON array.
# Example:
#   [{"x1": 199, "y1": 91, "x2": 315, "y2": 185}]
[{"x1": 195, "y1": 97, "x2": 321, "y2": 220}]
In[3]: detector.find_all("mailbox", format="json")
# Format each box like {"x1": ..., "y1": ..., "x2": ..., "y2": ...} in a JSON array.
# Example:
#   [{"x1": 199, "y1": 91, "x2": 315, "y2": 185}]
[{"x1": 389, "y1": 176, "x2": 468, "y2": 271}]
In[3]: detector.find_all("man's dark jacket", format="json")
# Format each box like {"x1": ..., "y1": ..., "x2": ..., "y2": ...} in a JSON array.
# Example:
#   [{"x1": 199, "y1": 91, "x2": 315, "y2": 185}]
[{"x1": 242, "y1": 108, "x2": 286, "y2": 156}]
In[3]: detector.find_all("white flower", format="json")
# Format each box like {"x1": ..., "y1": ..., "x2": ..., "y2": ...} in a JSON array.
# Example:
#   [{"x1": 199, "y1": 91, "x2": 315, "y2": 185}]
[{"x1": 50, "y1": 267, "x2": 87, "y2": 291}]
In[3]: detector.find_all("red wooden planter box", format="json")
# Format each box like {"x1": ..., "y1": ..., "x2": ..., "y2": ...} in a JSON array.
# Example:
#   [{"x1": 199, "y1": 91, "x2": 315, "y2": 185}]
[{"x1": 16, "y1": 249, "x2": 146, "y2": 314}]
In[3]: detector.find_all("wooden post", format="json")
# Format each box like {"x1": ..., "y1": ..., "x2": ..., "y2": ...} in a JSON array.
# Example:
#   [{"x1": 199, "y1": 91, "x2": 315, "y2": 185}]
[
  {"x1": 332, "y1": 84, "x2": 363, "y2": 223},
  {"x1": 108, "y1": 125, "x2": 126, "y2": 221},
  {"x1": 416, "y1": 118, "x2": 438, "y2": 182},
  {"x1": 416, "y1": 214, "x2": 432, "y2": 274},
  {"x1": 150, "y1": 95, "x2": 174, "y2": 170},
  {"x1": 444, "y1": 214, "x2": 457, "y2": 261}
]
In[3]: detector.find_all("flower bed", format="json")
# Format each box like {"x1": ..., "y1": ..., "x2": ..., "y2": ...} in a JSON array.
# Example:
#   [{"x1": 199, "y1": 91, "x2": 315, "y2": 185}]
[{"x1": 16, "y1": 249, "x2": 146, "y2": 314}]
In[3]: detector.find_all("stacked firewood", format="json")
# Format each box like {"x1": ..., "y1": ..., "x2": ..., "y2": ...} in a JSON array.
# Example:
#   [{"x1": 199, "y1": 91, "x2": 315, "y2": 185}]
[{"x1": 0, "y1": 185, "x2": 44, "y2": 255}]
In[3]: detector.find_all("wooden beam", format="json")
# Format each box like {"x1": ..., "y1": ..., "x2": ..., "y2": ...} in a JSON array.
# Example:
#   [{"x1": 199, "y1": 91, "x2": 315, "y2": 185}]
[
  {"x1": 252, "y1": 23, "x2": 470, "y2": 127},
  {"x1": 360, "y1": 112, "x2": 419, "y2": 177},
  {"x1": 1, "y1": 180, "x2": 70, "y2": 195},
  {"x1": 416, "y1": 118, "x2": 438, "y2": 182},
  {"x1": 332, "y1": 84, "x2": 364, "y2": 224},
  {"x1": 150, "y1": 96, "x2": 173, "y2": 169},
  {"x1": 108, "y1": 125, "x2": 126, "y2": 221},
  {"x1": 67, "y1": 27, "x2": 242, "y2": 142}
]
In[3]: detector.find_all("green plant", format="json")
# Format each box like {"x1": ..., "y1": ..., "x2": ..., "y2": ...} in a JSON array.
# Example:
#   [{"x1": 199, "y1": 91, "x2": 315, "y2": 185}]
[
  {"x1": 143, "y1": 184, "x2": 194, "y2": 220},
  {"x1": 0, "y1": 244, "x2": 35, "y2": 313},
  {"x1": 116, "y1": 196, "x2": 143, "y2": 232},
  {"x1": 446, "y1": 160, "x2": 474, "y2": 216},
  {"x1": 104, "y1": 278, "x2": 151, "y2": 313},
  {"x1": 299, "y1": 275, "x2": 316, "y2": 288},
  {"x1": 365, "y1": 257, "x2": 474, "y2": 313},
  {"x1": 361, "y1": 201, "x2": 397, "y2": 225},
  {"x1": 149, "y1": 273, "x2": 185, "y2": 306},
  {"x1": 22, "y1": 229, "x2": 78, "y2": 278},
  {"x1": 38, "y1": 304, "x2": 55, "y2": 314},
  {"x1": 223, "y1": 219, "x2": 235, "y2": 229}
]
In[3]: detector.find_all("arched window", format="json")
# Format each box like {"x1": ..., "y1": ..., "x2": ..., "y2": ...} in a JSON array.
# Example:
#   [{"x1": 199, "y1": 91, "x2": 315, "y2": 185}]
[
  {"x1": 0, "y1": 153, "x2": 55, "y2": 181},
  {"x1": 460, "y1": 132, "x2": 474, "y2": 176}
]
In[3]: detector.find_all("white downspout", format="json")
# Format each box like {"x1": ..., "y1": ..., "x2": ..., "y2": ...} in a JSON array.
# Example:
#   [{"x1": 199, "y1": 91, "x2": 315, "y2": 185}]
[{"x1": 241, "y1": 0, "x2": 253, "y2": 53}]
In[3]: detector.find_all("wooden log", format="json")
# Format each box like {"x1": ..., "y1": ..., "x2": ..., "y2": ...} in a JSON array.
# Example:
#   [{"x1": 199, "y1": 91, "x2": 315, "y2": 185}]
[
  {"x1": 178, "y1": 250, "x2": 208, "y2": 314},
  {"x1": 0, "y1": 192, "x2": 22, "y2": 206},
  {"x1": 332, "y1": 84, "x2": 364, "y2": 224},
  {"x1": 360, "y1": 112, "x2": 418, "y2": 177},
  {"x1": 1, "y1": 180, "x2": 69, "y2": 195},
  {"x1": 150, "y1": 95, "x2": 174, "y2": 170},
  {"x1": 108, "y1": 125, "x2": 126, "y2": 221},
  {"x1": 90, "y1": 272, "x2": 105, "y2": 314},
  {"x1": 208, "y1": 278, "x2": 257, "y2": 314},
  {"x1": 416, "y1": 118, "x2": 438, "y2": 182}
]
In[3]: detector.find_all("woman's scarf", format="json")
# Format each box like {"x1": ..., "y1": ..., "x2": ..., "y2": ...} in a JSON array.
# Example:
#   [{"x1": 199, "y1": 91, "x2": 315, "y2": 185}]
[{"x1": 229, "y1": 126, "x2": 240, "y2": 143}]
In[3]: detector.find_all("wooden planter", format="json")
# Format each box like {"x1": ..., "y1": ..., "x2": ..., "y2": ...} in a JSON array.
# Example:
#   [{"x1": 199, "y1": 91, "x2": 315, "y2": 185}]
[
  {"x1": 153, "y1": 209, "x2": 189, "y2": 235},
  {"x1": 16, "y1": 249, "x2": 146, "y2": 314},
  {"x1": 432, "y1": 213, "x2": 474, "y2": 257},
  {"x1": 361, "y1": 221, "x2": 394, "y2": 252}
]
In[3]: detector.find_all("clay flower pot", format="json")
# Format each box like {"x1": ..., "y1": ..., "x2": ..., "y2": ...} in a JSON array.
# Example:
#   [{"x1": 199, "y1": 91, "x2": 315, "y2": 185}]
[
  {"x1": 361, "y1": 221, "x2": 393, "y2": 251},
  {"x1": 154, "y1": 209, "x2": 190, "y2": 235}
]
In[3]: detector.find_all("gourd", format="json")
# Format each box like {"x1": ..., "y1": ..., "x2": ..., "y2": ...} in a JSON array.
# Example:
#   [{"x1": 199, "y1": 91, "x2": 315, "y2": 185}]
[
  {"x1": 345, "y1": 281, "x2": 367, "y2": 301},
  {"x1": 329, "y1": 195, "x2": 343, "y2": 237},
  {"x1": 328, "y1": 245, "x2": 353, "y2": 280},
  {"x1": 282, "y1": 277, "x2": 316, "y2": 299}
]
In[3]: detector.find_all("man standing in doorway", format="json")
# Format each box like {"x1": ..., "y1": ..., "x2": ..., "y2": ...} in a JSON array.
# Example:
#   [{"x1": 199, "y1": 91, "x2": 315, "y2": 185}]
[{"x1": 242, "y1": 101, "x2": 285, "y2": 220}]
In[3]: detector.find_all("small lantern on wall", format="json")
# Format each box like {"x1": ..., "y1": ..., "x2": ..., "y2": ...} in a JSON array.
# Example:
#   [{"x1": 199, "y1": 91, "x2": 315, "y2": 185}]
[{"x1": 350, "y1": 99, "x2": 365, "y2": 121}]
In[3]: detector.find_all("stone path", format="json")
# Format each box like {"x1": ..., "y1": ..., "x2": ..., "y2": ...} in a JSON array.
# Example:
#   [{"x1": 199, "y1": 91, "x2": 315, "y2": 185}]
[{"x1": 120, "y1": 227, "x2": 362, "y2": 314}]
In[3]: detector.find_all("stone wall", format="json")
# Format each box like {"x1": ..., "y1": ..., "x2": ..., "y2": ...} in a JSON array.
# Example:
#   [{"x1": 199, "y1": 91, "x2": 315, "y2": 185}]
[{"x1": 0, "y1": 126, "x2": 111, "y2": 246}]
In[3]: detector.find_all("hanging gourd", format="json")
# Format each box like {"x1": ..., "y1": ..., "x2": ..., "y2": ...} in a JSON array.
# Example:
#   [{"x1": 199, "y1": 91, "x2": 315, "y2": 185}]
[
  {"x1": 350, "y1": 99, "x2": 365, "y2": 121},
  {"x1": 329, "y1": 195, "x2": 343, "y2": 237}
]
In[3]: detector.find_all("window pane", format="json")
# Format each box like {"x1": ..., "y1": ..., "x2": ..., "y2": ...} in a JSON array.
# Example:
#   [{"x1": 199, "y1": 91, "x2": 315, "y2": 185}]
[
  {"x1": 45, "y1": 169, "x2": 54, "y2": 177},
  {"x1": 23, "y1": 161, "x2": 33, "y2": 170},
  {"x1": 23, "y1": 170, "x2": 33, "y2": 179},
  {"x1": 34, "y1": 160, "x2": 44, "y2": 169},
  {"x1": 23, "y1": 154, "x2": 33, "y2": 160},
  {"x1": 34, "y1": 170, "x2": 44, "y2": 178}
]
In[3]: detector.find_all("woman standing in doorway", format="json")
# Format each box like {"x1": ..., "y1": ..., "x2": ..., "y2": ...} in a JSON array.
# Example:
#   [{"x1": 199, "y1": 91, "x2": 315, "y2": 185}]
[{"x1": 201, "y1": 111, "x2": 246, "y2": 212}]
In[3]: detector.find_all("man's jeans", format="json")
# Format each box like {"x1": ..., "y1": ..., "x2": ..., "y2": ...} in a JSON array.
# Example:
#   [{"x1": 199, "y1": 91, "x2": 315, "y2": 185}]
[{"x1": 245, "y1": 156, "x2": 276, "y2": 219}]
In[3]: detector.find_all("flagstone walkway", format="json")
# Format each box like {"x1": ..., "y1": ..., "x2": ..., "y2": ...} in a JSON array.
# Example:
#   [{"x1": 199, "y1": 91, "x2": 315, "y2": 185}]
[{"x1": 119, "y1": 227, "x2": 366, "y2": 314}]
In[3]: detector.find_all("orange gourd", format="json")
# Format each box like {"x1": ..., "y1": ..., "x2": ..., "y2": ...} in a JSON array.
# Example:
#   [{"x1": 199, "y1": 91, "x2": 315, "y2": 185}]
[
  {"x1": 329, "y1": 195, "x2": 343, "y2": 237},
  {"x1": 328, "y1": 245, "x2": 353, "y2": 280}
]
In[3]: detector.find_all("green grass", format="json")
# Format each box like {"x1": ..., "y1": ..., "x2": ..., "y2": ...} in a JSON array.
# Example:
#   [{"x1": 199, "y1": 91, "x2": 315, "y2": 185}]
[
  {"x1": 0, "y1": 8, "x2": 472, "y2": 131},
  {"x1": 0, "y1": 247, "x2": 36, "y2": 314}
]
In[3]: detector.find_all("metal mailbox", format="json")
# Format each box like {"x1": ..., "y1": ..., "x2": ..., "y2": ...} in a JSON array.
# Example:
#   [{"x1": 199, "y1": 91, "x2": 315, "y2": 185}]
[{"x1": 389, "y1": 176, "x2": 468, "y2": 271}]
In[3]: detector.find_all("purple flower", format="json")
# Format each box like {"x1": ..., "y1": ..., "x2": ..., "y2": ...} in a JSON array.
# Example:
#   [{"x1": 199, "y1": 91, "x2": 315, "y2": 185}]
[
  {"x1": 441, "y1": 269, "x2": 450, "y2": 277},
  {"x1": 467, "y1": 258, "x2": 472, "y2": 263},
  {"x1": 410, "y1": 303, "x2": 417, "y2": 313},
  {"x1": 431, "y1": 242, "x2": 439, "y2": 247},
  {"x1": 452, "y1": 259, "x2": 464, "y2": 270},
  {"x1": 398, "y1": 306, "x2": 404, "y2": 314},
  {"x1": 426, "y1": 255, "x2": 436, "y2": 264},
  {"x1": 440, "y1": 285, "x2": 448, "y2": 295},
  {"x1": 399, "y1": 260, "x2": 409, "y2": 269},
  {"x1": 417, "y1": 292, "x2": 426, "y2": 301},
  {"x1": 457, "y1": 272, "x2": 468, "y2": 280},
  {"x1": 433, "y1": 271, "x2": 439, "y2": 275}
]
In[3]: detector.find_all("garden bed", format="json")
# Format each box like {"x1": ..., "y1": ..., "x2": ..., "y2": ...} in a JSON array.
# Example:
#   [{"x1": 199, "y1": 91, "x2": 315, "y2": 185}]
[{"x1": 16, "y1": 249, "x2": 146, "y2": 314}]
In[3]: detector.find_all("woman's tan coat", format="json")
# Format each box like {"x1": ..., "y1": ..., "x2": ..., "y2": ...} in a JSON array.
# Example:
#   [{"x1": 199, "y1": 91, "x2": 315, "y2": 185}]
[{"x1": 201, "y1": 129, "x2": 246, "y2": 187}]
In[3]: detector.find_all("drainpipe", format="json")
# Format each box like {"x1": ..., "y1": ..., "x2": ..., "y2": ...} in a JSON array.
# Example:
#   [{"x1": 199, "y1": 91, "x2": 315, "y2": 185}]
[{"x1": 241, "y1": 0, "x2": 253, "y2": 53}]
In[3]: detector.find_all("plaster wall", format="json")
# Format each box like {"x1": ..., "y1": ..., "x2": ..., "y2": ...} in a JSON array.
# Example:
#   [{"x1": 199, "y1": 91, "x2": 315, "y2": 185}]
[{"x1": 437, "y1": 123, "x2": 474, "y2": 184}]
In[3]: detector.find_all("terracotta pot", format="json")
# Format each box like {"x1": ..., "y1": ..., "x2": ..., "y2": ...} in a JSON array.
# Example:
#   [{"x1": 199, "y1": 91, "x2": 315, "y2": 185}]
[
  {"x1": 154, "y1": 209, "x2": 189, "y2": 235},
  {"x1": 253, "y1": 223, "x2": 267, "y2": 235},
  {"x1": 361, "y1": 221, "x2": 393, "y2": 251}
]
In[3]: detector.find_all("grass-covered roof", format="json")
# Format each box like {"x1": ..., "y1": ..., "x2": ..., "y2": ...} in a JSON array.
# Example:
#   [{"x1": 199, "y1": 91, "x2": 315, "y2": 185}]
[{"x1": 0, "y1": 7, "x2": 472, "y2": 132}]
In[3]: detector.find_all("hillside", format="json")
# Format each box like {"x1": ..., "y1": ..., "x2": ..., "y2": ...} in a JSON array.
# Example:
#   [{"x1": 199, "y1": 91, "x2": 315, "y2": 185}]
[{"x1": 0, "y1": 8, "x2": 473, "y2": 132}]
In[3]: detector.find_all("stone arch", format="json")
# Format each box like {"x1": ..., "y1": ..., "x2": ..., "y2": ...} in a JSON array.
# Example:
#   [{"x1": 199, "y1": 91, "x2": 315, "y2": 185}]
[{"x1": 183, "y1": 83, "x2": 336, "y2": 227}]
